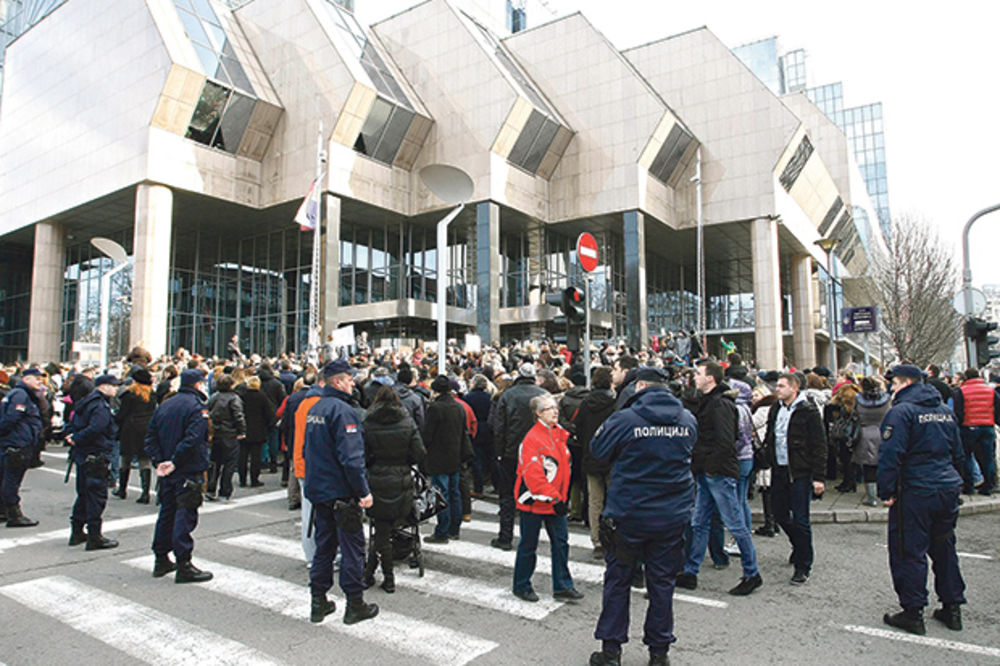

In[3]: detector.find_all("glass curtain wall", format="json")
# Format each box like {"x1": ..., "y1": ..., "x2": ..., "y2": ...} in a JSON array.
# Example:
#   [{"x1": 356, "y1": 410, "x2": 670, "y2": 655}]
[{"x1": 0, "y1": 247, "x2": 32, "y2": 359}]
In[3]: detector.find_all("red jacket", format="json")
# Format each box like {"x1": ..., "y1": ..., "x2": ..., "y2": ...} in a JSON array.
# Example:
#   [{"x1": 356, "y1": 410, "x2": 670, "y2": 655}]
[
  {"x1": 515, "y1": 420, "x2": 571, "y2": 515},
  {"x1": 958, "y1": 378, "x2": 995, "y2": 426}
]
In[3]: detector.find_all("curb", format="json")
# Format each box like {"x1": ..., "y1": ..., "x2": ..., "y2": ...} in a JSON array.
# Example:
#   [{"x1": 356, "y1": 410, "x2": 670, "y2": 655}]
[{"x1": 751, "y1": 495, "x2": 1000, "y2": 524}]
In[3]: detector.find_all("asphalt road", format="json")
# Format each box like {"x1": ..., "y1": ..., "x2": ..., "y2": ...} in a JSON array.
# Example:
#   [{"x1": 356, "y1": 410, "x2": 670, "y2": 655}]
[{"x1": 1, "y1": 449, "x2": 999, "y2": 665}]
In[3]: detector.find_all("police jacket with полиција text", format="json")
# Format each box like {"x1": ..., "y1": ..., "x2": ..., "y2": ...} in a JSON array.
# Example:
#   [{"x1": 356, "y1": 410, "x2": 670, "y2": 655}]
[
  {"x1": 589, "y1": 385, "x2": 697, "y2": 530},
  {"x1": 144, "y1": 386, "x2": 210, "y2": 476},
  {"x1": 763, "y1": 394, "x2": 827, "y2": 481},
  {"x1": 303, "y1": 385, "x2": 370, "y2": 505},
  {"x1": 877, "y1": 382, "x2": 963, "y2": 499},
  {"x1": 0, "y1": 383, "x2": 43, "y2": 450},
  {"x1": 69, "y1": 390, "x2": 116, "y2": 456}
]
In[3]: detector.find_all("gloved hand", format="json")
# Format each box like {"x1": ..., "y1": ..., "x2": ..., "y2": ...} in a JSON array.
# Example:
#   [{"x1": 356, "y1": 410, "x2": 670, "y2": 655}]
[{"x1": 553, "y1": 501, "x2": 569, "y2": 516}]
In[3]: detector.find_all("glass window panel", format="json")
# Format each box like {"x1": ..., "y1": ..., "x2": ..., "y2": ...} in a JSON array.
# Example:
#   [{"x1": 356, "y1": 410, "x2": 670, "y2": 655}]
[
  {"x1": 191, "y1": 42, "x2": 229, "y2": 85},
  {"x1": 177, "y1": 7, "x2": 211, "y2": 47},
  {"x1": 522, "y1": 117, "x2": 559, "y2": 173},
  {"x1": 203, "y1": 20, "x2": 228, "y2": 53},
  {"x1": 220, "y1": 55, "x2": 254, "y2": 95},
  {"x1": 354, "y1": 97, "x2": 393, "y2": 157},
  {"x1": 508, "y1": 109, "x2": 544, "y2": 167},
  {"x1": 212, "y1": 92, "x2": 255, "y2": 154},
  {"x1": 173, "y1": 0, "x2": 195, "y2": 11},
  {"x1": 372, "y1": 105, "x2": 413, "y2": 164},
  {"x1": 186, "y1": 81, "x2": 230, "y2": 145},
  {"x1": 190, "y1": 0, "x2": 220, "y2": 25}
]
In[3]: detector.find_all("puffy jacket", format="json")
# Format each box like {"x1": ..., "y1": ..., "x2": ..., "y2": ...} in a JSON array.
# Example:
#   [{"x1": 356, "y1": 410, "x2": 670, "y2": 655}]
[
  {"x1": 423, "y1": 393, "x2": 469, "y2": 475},
  {"x1": 515, "y1": 420, "x2": 571, "y2": 515},
  {"x1": 363, "y1": 404, "x2": 426, "y2": 522},
  {"x1": 144, "y1": 386, "x2": 210, "y2": 476},
  {"x1": 241, "y1": 388, "x2": 275, "y2": 443},
  {"x1": 576, "y1": 388, "x2": 617, "y2": 476},
  {"x1": 395, "y1": 384, "x2": 427, "y2": 431},
  {"x1": 116, "y1": 388, "x2": 158, "y2": 458},
  {"x1": 764, "y1": 394, "x2": 827, "y2": 481},
  {"x1": 278, "y1": 387, "x2": 308, "y2": 453},
  {"x1": 69, "y1": 390, "x2": 116, "y2": 456},
  {"x1": 590, "y1": 385, "x2": 697, "y2": 529},
  {"x1": 953, "y1": 378, "x2": 996, "y2": 426},
  {"x1": 489, "y1": 377, "x2": 546, "y2": 461},
  {"x1": 730, "y1": 379, "x2": 755, "y2": 461},
  {"x1": 691, "y1": 383, "x2": 739, "y2": 478},
  {"x1": 877, "y1": 382, "x2": 963, "y2": 497},
  {"x1": 852, "y1": 390, "x2": 891, "y2": 467},
  {"x1": 0, "y1": 383, "x2": 43, "y2": 450},
  {"x1": 303, "y1": 386, "x2": 370, "y2": 504},
  {"x1": 207, "y1": 389, "x2": 246, "y2": 439}
]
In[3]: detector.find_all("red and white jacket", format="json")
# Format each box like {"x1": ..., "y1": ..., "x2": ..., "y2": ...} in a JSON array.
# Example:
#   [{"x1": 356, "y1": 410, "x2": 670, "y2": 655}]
[{"x1": 515, "y1": 420, "x2": 571, "y2": 515}]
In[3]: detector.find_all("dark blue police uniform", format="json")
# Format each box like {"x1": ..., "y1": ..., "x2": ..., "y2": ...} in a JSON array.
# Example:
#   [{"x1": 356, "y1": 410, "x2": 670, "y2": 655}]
[
  {"x1": 68, "y1": 387, "x2": 117, "y2": 546},
  {"x1": 303, "y1": 384, "x2": 370, "y2": 602},
  {"x1": 145, "y1": 382, "x2": 211, "y2": 572},
  {"x1": 589, "y1": 382, "x2": 697, "y2": 663},
  {"x1": 879, "y1": 377, "x2": 966, "y2": 630},
  {"x1": 0, "y1": 381, "x2": 43, "y2": 524}
]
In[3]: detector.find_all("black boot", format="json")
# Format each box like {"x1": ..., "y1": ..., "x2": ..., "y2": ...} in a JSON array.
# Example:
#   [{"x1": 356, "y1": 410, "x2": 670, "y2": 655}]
[
  {"x1": 136, "y1": 469, "x2": 151, "y2": 504},
  {"x1": 932, "y1": 604, "x2": 962, "y2": 631},
  {"x1": 85, "y1": 529, "x2": 119, "y2": 551},
  {"x1": 589, "y1": 651, "x2": 621, "y2": 666},
  {"x1": 5, "y1": 505, "x2": 38, "y2": 528},
  {"x1": 883, "y1": 608, "x2": 925, "y2": 635},
  {"x1": 153, "y1": 553, "x2": 177, "y2": 578},
  {"x1": 343, "y1": 595, "x2": 379, "y2": 625},
  {"x1": 310, "y1": 593, "x2": 337, "y2": 623},
  {"x1": 68, "y1": 522, "x2": 87, "y2": 546},
  {"x1": 175, "y1": 559, "x2": 213, "y2": 584},
  {"x1": 363, "y1": 553, "x2": 378, "y2": 589},
  {"x1": 113, "y1": 467, "x2": 129, "y2": 499},
  {"x1": 381, "y1": 572, "x2": 395, "y2": 594}
]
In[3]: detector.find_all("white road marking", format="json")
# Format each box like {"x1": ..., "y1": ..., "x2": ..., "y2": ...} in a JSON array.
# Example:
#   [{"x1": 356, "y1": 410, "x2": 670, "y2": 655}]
[
  {"x1": 0, "y1": 576, "x2": 282, "y2": 665},
  {"x1": 879, "y1": 543, "x2": 994, "y2": 561},
  {"x1": 36, "y1": 464, "x2": 143, "y2": 493},
  {"x1": 123, "y1": 556, "x2": 497, "y2": 666},
  {"x1": 0, "y1": 490, "x2": 286, "y2": 554},
  {"x1": 463, "y1": 518, "x2": 594, "y2": 550},
  {"x1": 421, "y1": 536, "x2": 729, "y2": 608},
  {"x1": 843, "y1": 624, "x2": 1000, "y2": 658},
  {"x1": 222, "y1": 532, "x2": 564, "y2": 620}
]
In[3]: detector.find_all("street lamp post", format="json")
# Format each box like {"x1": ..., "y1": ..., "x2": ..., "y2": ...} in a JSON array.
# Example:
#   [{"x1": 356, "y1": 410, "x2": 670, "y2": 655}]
[
  {"x1": 419, "y1": 165, "x2": 474, "y2": 378},
  {"x1": 815, "y1": 237, "x2": 840, "y2": 373},
  {"x1": 90, "y1": 237, "x2": 129, "y2": 371}
]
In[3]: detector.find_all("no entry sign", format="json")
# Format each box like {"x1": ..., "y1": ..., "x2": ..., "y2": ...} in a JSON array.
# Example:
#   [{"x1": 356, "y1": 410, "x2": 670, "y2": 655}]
[{"x1": 577, "y1": 232, "x2": 599, "y2": 273}]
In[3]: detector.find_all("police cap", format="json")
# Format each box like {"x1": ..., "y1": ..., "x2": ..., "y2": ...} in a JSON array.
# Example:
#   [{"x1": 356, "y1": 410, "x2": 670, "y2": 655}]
[{"x1": 323, "y1": 359, "x2": 356, "y2": 378}]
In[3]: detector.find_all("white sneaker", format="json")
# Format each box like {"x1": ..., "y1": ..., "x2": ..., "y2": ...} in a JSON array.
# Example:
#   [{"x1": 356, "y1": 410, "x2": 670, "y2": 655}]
[{"x1": 723, "y1": 539, "x2": 741, "y2": 556}]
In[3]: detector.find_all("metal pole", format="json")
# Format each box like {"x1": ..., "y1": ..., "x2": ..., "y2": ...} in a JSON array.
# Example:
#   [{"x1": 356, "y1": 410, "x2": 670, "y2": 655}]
[
  {"x1": 962, "y1": 203, "x2": 1000, "y2": 367},
  {"x1": 827, "y1": 251, "x2": 837, "y2": 373},
  {"x1": 437, "y1": 203, "x2": 465, "y2": 377},
  {"x1": 694, "y1": 148, "x2": 704, "y2": 345},
  {"x1": 863, "y1": 331, "x2": 870, "y2": 377},
  {"x1": 584, "y1": 275, "x2": 592, "y2": 389},
  {"x1": 99, "y1": 263, "x2": 128, "y2": 371},
  {"x1": 308, "y1": 122, "x2": 326, "y2": 366}
]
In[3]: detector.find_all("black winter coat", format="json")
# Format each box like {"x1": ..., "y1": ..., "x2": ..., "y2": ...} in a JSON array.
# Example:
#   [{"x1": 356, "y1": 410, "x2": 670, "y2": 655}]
[
  {"x1": 575, "y1": 388, "x2": 617, "y2": 476},
  {"x1": 363, "y1": 404, "x2": 426, "y2": 522},
  {"x1": 423, "y1": 394, "x2": 469, "y2": 475},
  {"x1": 464, "y1": 389, "x2": 493, "y2": 451},
  {"x1": 764, "y1": 396, "x2": 828, "y2": 481},
  {"x1": 207, "y1": 389, "x2": 246, "y2": 439},
  {"x1": 116, "y1": 388, "x2": 158, "y2": 459},
  {"x1": 691, "y1": 384, "x2": 739, "y2": 478},
  {"x1": 257, "y1": 369, "x2": 287, "y2": 411},
  {"x1": 489, "y1": 377, "x2": 546, "y2": 461},
  {"x1": 241, "y1": 388, "x2": 275, "y2": 444}
]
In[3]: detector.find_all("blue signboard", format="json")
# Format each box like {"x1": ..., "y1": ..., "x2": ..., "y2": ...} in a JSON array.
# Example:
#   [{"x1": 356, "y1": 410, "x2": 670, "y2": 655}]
[{"x1": 842, "y1": 306, "x2": 879, "y2": 334}]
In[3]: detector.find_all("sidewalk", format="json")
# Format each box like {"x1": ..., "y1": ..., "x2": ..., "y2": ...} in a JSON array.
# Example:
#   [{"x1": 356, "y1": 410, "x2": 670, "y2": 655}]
[{"x1": 749, "y1": 487, "x2": 1000, "y2": 524}]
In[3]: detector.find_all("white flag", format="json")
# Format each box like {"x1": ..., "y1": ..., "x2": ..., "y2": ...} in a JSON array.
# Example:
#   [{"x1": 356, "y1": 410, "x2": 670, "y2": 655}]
[{"x1": 294, "y1": 179, "x2": 319, "y2": 231}]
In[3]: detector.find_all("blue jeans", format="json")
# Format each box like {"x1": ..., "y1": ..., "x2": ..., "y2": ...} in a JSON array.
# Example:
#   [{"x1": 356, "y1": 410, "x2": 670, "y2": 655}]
[
  {"x1": 737, "y1": 458, "x2": 754, "y2": 531},
  {"x1": 431, "y1": 472, "x2": 461, "y2": 539},
  {"x1": 683, "y1": 473, "x2": 759, "y2": 578},
  {"x1": 771, "y1": 467, "x2": 814, "y2": 574},
  {"x1": 263, "y1": 427, "x2": 279, "y2": 466},
  {"x1": 960, "y1": 426, "x2": 995, "y2": 492},
  {"x1": 513, "y1": 511, "x2": 573, "y2": 593},
  {"x1": 683, "y1": 511, "x2": 727, "y2": 566},
  {"x1": 110, "y1": 440, "x2": 121, "y2": 481}
]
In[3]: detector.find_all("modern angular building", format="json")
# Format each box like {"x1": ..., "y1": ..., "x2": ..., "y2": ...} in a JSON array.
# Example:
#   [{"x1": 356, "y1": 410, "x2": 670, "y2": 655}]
[{"x1": 0, "y1": 0, "x2": 885, "y2": 370}]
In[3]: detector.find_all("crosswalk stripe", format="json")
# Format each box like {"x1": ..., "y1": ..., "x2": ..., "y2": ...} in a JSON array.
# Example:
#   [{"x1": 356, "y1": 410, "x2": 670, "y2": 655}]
[
  {"x1": 222, "y1": 532, "x2": 564, "y2": 620},
  {"x1": 0, "y1": 490, "x2": 286, "y2": 554},
  {"x1": 122, "y1": 556, "x2": 498, "y2": 666},
  {"x1": 420, "y1": 537, "x2": 730, "y2": 609},
  {"x1": 843, "y1": 625, "x2": 1000, "y2": 657},
  {"x1": 462, "y1": 518, "x2": 594, "y2": 550},
  {"x1": 0, "y1": 575, "x2": 282, "y2": 666}
]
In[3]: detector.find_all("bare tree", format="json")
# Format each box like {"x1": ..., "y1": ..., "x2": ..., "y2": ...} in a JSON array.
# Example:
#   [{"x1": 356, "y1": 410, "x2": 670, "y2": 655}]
[{"x1": 867, "y1": 214, "x2": 961, "y2": 365}]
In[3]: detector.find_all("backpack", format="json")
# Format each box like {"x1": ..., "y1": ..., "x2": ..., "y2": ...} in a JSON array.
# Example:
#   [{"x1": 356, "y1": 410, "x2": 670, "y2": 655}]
[{"x1": 829, "y1": 407, "x2": 860, "y2": 447}]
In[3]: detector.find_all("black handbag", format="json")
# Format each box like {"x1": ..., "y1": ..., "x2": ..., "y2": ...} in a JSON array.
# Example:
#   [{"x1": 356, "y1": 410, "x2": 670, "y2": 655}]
[{"x1": 411, "y1": 466, "x2": 448, "y2": 523}]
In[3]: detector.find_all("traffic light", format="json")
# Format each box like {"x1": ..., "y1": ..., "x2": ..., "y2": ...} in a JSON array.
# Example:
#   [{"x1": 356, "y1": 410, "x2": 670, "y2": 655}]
[
  {"x1": 546, "y1": 286, "x2": 585, "y2": 351},
  {"x1": 965, "y1": 317, "x2": 1000, "y2": 367}
]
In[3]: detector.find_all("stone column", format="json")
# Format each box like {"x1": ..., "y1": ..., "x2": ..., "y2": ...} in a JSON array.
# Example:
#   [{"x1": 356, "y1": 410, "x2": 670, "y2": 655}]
[
  {"x1": 623, "y1": 211, "x2": 648, "y2": 350},
  {"x1": 323, "y1": 193, "x2": 341, "y2": 336},
  {"x1": 28, "y1": 220, "x2": 66, "y2": 362},
  {"x1": 476, "y1": 201, "x2": 500, "y2": 344},
  {"x1": 791, "y1": 254, "x2": 816, "y2": 369},
  {"x1": 131, "y1": 184, "x2": 173, "y2": 358},
  {"x1": 751, "y1": 217, "x2": 783, "y2": 370}
]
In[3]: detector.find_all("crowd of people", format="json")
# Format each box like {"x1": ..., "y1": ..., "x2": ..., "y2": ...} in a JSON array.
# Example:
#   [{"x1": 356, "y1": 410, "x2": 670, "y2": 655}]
[{"x1": 0, "y1": 331, "x2": 990, "y2": 662}]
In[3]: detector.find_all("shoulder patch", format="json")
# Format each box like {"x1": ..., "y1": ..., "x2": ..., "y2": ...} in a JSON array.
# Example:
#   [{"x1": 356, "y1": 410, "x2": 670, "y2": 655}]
[
  {"x1": 345, "y1": 423, "x2": 358, "y2": 434},
  {"x1": 201, "y1": 409, "x2": 210, "y2": 418},
  {"x1": 882, "y1": 425, "x2": 893, "y2": 440},
  {"x1": 15, "y1": 404, "x2": 26, "y2": 412}
]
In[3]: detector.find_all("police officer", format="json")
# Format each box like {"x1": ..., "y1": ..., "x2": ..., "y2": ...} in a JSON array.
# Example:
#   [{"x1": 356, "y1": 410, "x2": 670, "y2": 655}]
[
  {"x1": 879, "y1": 364, "x2": 966, "y2": 635},
  {"x1": 145, "y1": 369, "x2": 213, "y2": 583},
  {"x1": 65, "y1": 374, "x2": 120, "y2": 549},
  {"x1": 588, "y1": 367, "x2": 697, "y2": 666},
  {"x1": 303, "y1": 359, "x2": 378, "y2": 625},
  {"x1": 0, "y1": 367, "x2": 45, "y2": 527}
]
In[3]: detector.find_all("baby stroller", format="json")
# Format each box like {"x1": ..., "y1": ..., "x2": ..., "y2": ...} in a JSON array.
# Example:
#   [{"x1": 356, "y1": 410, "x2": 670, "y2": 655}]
[{"x1": 365, "y1": 465, "x2": 447, "y2": 579}]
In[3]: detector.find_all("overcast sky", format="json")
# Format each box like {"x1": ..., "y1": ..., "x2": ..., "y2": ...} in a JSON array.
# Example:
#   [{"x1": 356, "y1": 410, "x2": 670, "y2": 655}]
[{"x1": 359, "y1": 0, "x2": 1000, "y2": 289}]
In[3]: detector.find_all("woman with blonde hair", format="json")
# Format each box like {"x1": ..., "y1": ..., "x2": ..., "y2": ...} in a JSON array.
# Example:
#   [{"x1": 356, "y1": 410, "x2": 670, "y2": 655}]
[
  {"x1": 827, "y1": 382, "x2": 862, "y2": 492},
  {"x1": 114, "y1": 368, "x2": 157, "y2": 503},
  {"x1": 239, "y1": 375, "x2": 275, "y2": 488}
]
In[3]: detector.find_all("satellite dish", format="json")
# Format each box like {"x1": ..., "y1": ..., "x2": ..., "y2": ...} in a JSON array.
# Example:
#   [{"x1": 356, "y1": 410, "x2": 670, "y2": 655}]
[
  {"x1": 419, "y1": 164, "x2": 474, "y2": 205},
  {"x1": 90, "y1": 237, "x2": 128, "y2": 264}
]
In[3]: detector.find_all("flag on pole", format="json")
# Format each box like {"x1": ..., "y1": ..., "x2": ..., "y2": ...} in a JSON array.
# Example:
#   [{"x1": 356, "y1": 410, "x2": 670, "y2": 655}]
[{"x1": 294, "y1": 179, "x2": 319, "y2": 231}]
